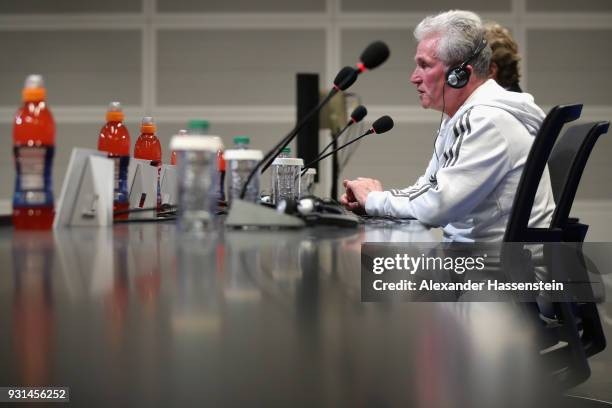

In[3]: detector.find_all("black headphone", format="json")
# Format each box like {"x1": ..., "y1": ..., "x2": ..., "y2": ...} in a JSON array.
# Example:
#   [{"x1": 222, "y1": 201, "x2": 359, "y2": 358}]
[{"x1": 445, "y1": 38, "x2": 488, "y2": 89}]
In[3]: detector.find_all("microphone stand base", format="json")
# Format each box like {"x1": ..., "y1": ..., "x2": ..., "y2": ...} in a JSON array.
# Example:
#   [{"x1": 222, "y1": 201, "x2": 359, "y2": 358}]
[{"x1": 225, "y1": 199, "x2": 305, "y2": 229}]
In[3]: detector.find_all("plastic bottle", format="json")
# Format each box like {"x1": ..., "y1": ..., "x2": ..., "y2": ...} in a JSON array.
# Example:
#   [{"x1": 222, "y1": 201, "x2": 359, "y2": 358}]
[
  {"x1": 271, "y1": 157, "x2": 303, "y2": 205},
  {"x1": 170, "y1": 135, "x2": 223, "y2": 234},
  {"x1": 300, "y1": 168, "x2": 317, "y2": 198},
  {"x1": 170, "y1": 129, "x2": 187, "y2": 166},
  {"x1": 134, "y1": 116, "x2": 162, "y2": 209},
  {"x1": 217, "y1": 149, "x2": 226, "y2": 204},
  {"x1": 13, "y1": 74, "x2": 55, "y2": 230},
  {"x1": 187, "y1": 119, "x2": 225, "y2": 204},
  {"x1": 98, "y1": 102, "x2": 131, "y2": 219},
  {"x1": 225, "y1": 146, "x2": 263, "y2": 205}
]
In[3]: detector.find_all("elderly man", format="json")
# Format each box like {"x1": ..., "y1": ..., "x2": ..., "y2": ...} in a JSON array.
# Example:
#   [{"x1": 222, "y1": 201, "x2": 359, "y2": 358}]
[{"x1": 341, "y1": 10, "x2": 555, "y2": 242}]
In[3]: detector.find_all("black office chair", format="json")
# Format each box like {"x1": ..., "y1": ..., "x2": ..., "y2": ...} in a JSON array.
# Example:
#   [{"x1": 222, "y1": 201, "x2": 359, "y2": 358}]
[
  {"x1": 549, "y1": 121, "x2": 610, "y2": 240},
  {"x1": 546, "y1": 121, "x2": 609, "y2": 363},
  {"x1": 500, "y1": 104, "x2": 597, "y2": 389},
  {"x1": 504, "y1": 104, "x2": 582, "y2": 242}
]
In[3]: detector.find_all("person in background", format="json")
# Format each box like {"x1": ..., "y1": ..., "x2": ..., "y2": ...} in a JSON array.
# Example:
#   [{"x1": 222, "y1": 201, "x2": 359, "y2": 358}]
[
  {"x1": 340, "y1": 10, "x2": 555, "y2": 242},
  {"x1": 485, "y1": 22, "x2": 522, "y2": 92}
]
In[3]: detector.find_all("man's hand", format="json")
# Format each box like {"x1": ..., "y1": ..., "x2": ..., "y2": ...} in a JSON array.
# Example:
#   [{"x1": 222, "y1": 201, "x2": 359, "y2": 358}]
[{"x1": 340, "y1": 178, "x2": 383, "y2": 214}]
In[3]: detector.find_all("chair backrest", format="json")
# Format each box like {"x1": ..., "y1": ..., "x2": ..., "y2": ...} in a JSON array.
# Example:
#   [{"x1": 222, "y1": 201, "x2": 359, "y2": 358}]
[
  {"x1": 549, "y1": 121, "x2": 610, "y2": 229},
  {"x1": 503, "y1": 104, "x2": 583, "y2": 242}
]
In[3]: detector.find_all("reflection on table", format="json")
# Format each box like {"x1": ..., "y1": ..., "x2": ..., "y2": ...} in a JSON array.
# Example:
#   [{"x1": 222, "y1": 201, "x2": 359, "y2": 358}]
[{"x1": 0, "y1": 222, "x2": 572, "y2": 407}]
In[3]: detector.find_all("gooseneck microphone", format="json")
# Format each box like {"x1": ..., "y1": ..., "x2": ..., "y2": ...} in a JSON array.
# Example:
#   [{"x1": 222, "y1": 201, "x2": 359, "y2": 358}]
[
  {"x1": 239, "y1": 41, "x2": 391, "y2": 200},
  {"x1": 301, "y1": 105, "x2": 367, "y2": 176},
  {"x1": 239, "y1": 66, "x2": 358, "y2": 199},
  {"x1": 260, "y1": 67, "x2": 358, "y2": 173},
  {"x1": 301, "y1": 115, "x2": 394, "y2": 170},
  {"x1": 357, "y1": 41, "x2": 391, "y2": 73}
]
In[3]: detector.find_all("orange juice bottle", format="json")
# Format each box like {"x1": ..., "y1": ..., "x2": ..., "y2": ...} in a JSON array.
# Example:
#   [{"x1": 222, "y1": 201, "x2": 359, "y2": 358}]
[
  {"x1": 13, "y1": 75, "x2": 55, "y2": 230},
  {"x1": 134, "y1": 117, "x2": 162, "y2": 209},
  {"x1": 98, "y1": 102, "x2": 131, "y2": 219}
]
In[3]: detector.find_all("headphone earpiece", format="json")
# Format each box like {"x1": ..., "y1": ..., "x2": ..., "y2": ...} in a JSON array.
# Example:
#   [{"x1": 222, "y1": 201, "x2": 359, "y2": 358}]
[
  {"x1": 446, "y1": 66, "x2": 470, "y2": 89},
  {"x1": 445, "y1": 38, "x2": 487, "y2": 89}
]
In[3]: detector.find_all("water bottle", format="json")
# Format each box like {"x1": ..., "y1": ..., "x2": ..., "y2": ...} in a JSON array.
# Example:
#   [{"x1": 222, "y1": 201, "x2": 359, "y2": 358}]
[
  {"x1": 271, "y1": 157, "x2": 303, "y2": 205},
  {"x1": 300, "y1": 168, "x2": 317, "y2": 198},
  {"x1": 187, "y1": 119, "x2": 225, "y2": 204},
  {"x1": 13, "y1": 74, "x2": 55, "y2": 230},
  {"x1": 98, "y1": 101, "x2": 131, "y2": 219},
  {"x1": 224, "y1": 148, "x2": 263, "y2": 205},
  {"x1": 170, "y1": 134, "x2": 222, "y2": 234}
]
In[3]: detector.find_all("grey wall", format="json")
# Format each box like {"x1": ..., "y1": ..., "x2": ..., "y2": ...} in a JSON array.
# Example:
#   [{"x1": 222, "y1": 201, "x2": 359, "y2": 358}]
[{"x1": 1, "y1": 0, "x2": 611, "y2": 202}]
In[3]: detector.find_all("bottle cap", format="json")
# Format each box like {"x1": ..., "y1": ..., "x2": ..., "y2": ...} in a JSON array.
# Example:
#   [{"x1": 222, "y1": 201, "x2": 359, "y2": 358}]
[
  {"x1": 22, "y1": 74, "x2": 46, "y2": 102},
  {"x1": 233, "y1": 135, "x2": 250, "y2": 145},
  {"x1": 178, "y1": 129, "x2": 188, "y2": 135},
  {"x1": 188, "y1": 119, "x2": 210, "y2": 132},
  {"x1": 24, "y1": 74, "x2": 44, "y2": 88},
  {"x1": 271, "y1": 157, "x2": 304, "y2": 166},
  {"x1": 170, "y1": 135, "x2": 222, "y2": 152},
  {"x1": 106, "y1": 101, "x2": 124, "y2": 122},
  {"x1": 281, "y1": 147, "x2": 291, "y2": 154},
  {"x1": 141, "y1": 116, "x2": 156, "y2": 133},
  {"x1": 224, "y1": 149, "x2": 263, "y2": 161}
]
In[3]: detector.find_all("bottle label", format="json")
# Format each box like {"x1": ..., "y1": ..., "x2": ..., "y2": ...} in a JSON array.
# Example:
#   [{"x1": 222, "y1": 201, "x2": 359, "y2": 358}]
[
  {"x1": 13, "y1": 146, "x2": 54, "y2": 207},
  {"x1": 109, "y1": 155, "x2": 130, "y2": 204}
]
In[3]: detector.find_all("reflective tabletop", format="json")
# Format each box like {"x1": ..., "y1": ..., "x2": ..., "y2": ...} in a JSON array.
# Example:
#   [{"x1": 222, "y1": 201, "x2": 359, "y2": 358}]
[{"x1": 0, "y1": 222, "x2": 599, "y2": 407}]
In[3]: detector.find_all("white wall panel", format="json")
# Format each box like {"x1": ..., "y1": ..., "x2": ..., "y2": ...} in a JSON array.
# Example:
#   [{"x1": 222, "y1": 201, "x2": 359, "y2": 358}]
[
  {"x1": 341, "y1": 0, "x2": 511, "y2": 12},
  {"x1": 0, "y1": 0, "x2": 141, "y2": 14},
  {"x1": 157, "y1": 29, "x2": 326, "y2": 106},
  {"x1": 526, "y1": 0, "x2": 612, "y2": 12},
  {"x1": 157, "y1": 0, "x2": 325, "y2": 13},
  {"x1": 526, "y1": 29, "x2": 612, "y2": 106},
  {"x1": 0, "y1": 30, "x2": 142, "y2": 106},
  {"x1": 341, "y1": 29, "x2": 418, "y2": 106}
]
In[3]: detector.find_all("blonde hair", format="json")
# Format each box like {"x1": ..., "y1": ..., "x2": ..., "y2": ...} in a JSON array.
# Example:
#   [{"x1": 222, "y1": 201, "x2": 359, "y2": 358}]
[{"x1": 484, "y1": 22, "x2": 521, "y2": 88}]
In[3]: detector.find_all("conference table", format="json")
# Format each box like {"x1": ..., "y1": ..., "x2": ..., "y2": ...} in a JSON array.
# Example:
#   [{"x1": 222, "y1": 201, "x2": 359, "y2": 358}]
[{"x1": 0, "y1": 220, "x2": 607, "y2": 407}]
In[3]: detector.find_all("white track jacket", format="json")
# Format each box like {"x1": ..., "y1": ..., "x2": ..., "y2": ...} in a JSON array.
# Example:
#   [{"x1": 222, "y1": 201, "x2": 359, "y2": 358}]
[{"x1": 365, "y1": 79, "x2": 555, "y2": 242}]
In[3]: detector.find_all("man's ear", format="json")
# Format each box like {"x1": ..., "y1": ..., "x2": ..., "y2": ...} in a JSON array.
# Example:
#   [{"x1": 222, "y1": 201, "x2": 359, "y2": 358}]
[{"x1": 488, "y1": 62, "x2": 498, "y2": 80}]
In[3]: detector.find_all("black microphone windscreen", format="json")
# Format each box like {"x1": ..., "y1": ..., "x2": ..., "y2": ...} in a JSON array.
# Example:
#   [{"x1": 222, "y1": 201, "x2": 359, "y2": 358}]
[
  {"x1": 360, "y1": 41, "x2": 390, "y2": 70},
  {"x1": 351, "y1": 105, "x2": 367, "y2": 123},
  {"x1": 334, "y1": 66, "x2": 358, "y2": 91},
  {"x1": 372, "y1": 115, "x2": 394, "y2": 134}
]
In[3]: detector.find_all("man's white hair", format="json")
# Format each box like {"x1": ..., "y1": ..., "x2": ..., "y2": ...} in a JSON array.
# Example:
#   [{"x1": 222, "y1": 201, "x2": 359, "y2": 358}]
[{"x1": 414, "y1": 10, "x2": 491, "y2": 78}]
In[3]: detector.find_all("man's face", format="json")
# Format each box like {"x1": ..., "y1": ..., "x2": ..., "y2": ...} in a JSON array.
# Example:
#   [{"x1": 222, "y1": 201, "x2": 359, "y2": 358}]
[{"x1": 410, "y1": 36, "x2": 447, "y2": 111}]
